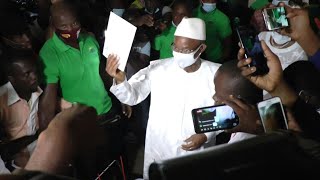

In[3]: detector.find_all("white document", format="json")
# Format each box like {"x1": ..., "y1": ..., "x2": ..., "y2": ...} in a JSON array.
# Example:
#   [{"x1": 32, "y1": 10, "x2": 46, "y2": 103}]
[{"x1": 103, "y1": 11, "x2": 137, "y2": 71}]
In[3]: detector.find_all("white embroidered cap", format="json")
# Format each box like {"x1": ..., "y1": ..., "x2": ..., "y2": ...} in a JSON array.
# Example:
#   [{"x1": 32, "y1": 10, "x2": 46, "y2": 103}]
[{"x1": 174, "y1": 17, "x2": 206, "y2": 41}]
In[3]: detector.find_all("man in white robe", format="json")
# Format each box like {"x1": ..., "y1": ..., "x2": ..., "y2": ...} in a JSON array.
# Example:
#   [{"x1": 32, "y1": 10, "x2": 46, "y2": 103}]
[{"x1": 106, "y1": 17, "x2": 221, "y2": 179}]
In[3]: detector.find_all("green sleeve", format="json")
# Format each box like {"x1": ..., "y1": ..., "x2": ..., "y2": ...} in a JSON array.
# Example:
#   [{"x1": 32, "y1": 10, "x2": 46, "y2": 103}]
[{"x1": 39, "y1": 46, "x2": 60, "y2": 84}]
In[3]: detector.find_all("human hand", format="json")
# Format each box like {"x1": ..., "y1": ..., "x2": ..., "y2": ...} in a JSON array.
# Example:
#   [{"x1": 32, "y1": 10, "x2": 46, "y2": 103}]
[
  {"x1": 137, "y1": 14, "x2": 154, "y2": 27},
  {"x1": 280, "y1": 3, "x2": 311, "y2": 41},
  {"x1": 224, "y1": 95, "x2": 263, "y2": 135},
  {"x1": 181, "y1": 134, "x2": 207, "y2": 151},
  {"x1": 237, "y1": 41, "x2": 282, "y2": 93},
  {"x1": 105, "y1": 53, "x2": 126, "y2": 84},
  {"x1": 121, "y1": 103, "x2": 132, "y2": 118}
]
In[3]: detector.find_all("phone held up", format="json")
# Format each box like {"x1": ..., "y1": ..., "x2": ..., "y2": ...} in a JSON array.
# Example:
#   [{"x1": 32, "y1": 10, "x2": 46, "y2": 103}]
[
  {"x1": 257, "y1": 97, "x2": 288, "y2": 133},
  {"x1": 262, "y1": 6, "x2": 289, "y2": 31},
  {"x1": 192, "y1": 104, "x2": 239, "y2": 134},
  {"x1": 235, "y1": 18, "x2": 269, "y2": 76}
]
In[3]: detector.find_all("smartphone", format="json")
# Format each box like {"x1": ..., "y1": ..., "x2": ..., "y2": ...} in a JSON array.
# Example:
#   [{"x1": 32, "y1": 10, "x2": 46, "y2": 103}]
[
  {"x1": 192, "y1": 104, "x2": 239, "y2": 134},
  {"x1": 257, "y1": 97, "x2": 288, "y2": 133},
  {"x1": 235, "y1": 24, "x2": 269, "y2": 76},
  {"x1": 262, "y1": 6, "x2": 289, "y2": 31}
]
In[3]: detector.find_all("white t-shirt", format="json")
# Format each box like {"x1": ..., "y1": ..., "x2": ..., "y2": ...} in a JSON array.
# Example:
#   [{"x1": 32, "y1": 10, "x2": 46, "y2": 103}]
[{"x1": 258, "y1": 31, "x2": 308, "y2": 70}]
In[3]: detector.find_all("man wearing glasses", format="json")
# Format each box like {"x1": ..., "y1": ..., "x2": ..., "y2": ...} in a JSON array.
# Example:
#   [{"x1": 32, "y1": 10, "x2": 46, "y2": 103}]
[{"x1": 106, "y1": 17, "x2": 221, "y2": 179}]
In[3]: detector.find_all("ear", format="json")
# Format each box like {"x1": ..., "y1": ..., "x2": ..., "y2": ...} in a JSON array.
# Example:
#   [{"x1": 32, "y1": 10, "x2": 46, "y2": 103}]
[{"x1": 194, "y1": 44, "x2": 207, "y2": 59}]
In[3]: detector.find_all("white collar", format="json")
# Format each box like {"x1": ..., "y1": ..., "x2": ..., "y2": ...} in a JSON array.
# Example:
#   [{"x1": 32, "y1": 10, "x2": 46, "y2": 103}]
[{"x1": 3, "y1": 82, "x2": 42, "y2": 106}]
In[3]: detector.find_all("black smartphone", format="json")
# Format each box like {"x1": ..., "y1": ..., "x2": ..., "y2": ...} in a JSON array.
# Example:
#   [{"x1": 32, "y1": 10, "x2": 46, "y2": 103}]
[
  {"x1": 235, "y1": 24, "x2": 269, "y2": 76},
  {"x1": 262, "y1": 6, "x2": 289, "y2": 31},
  {"x1": 192, "y1": 104, "x2": 239, "y2": 134}
]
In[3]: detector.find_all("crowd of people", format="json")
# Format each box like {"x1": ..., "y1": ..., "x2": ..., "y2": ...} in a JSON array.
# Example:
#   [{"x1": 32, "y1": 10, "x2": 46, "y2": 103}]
[{"x1": 0, "y1": 0, "x2": 319, "y2": 179}]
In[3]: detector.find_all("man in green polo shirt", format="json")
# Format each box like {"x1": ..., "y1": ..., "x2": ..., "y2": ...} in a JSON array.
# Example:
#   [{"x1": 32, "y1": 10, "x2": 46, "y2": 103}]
[
  {"x1": 152, "y1": 0, "x2": 192, "y2": 59},
  {"x1": 38, "y1": 1, "x2": 113, "y2": 129},
  {"x1": 193, "y1": 0, "x2": 232, "y2": 63}
]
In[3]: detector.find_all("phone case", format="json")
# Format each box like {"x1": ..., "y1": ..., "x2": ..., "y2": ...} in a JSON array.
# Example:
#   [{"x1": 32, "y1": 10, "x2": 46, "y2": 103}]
[{"x1": 257, "y1": 97, "x2": 288, "y2": 133}]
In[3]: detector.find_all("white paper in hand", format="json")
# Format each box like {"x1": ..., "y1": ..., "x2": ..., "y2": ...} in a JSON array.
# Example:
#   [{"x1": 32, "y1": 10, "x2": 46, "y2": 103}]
[{"x1": 103, "y1": 12, "x2": 137, "y2": 71}]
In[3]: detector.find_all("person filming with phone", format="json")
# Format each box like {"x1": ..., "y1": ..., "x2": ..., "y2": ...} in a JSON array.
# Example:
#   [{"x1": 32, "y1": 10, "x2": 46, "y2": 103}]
[{"x1": 106, "y1": 17, "x2": 221, "y2": 179}]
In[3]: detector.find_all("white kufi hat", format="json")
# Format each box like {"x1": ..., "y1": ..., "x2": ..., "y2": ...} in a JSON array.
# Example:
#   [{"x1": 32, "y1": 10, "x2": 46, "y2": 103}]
[{"x1": 174, "y1": 17, "x2": 206, "y2": 41}]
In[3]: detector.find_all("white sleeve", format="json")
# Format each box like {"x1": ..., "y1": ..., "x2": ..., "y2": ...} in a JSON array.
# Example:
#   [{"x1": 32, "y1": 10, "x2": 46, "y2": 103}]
[{"x1": 110, "y1": 66, "x2": 151, "y2": 106}]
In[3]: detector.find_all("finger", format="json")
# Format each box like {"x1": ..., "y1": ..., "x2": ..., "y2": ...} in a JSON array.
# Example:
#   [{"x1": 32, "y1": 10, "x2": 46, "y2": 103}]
[
  {"x1": 237, "y1": 42, "x2": 242, "y2": 48},
  {"x1": 238, "y1": 57, "x2": 252, "y2": 69},
  {"x1": 127, "y1": 107, "x2": 132, "y2": 118},
  {"x1": 241, "y1": 66, "x2": 256, "y2": 77},
  {"x1": 229, "y1": 95, "x2": 250, "y2": 111},
  {"x1": 184, "y1": 136, "x2": 192, "y2": 143},
  {"x1": 146, "y1": 15, "x2": 153, "y2": 21},
  {"x1": 181, "y1": 142, "x2": 195, "y2": 150},
  {"x1": 224, "y1": 98, "x2": 242, "y2": 115},
  {"x1": 108, "y1": 58, "x2": 120, "y2": 75},
  {"x1": 237, "y1": 48, "x2": 246, "y2": 61},
  {"x1": 106, "y1": 54, "x2": 119, "y2": 74}
]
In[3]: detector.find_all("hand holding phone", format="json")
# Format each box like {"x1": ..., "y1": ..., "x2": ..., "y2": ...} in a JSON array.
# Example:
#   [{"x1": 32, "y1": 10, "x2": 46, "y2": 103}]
[
  {"x1": 235, "y1": 22, "x2": 269, "y2": 76},
  {"x1": 257, "y1": 97, "x2": 288, "y2": 133},
  {"x1": 237, "y1": 40, "x2": 283, "y2": 93},
  {"x1": 192, "y1": 104, "x2": 239, "y2": 134}
]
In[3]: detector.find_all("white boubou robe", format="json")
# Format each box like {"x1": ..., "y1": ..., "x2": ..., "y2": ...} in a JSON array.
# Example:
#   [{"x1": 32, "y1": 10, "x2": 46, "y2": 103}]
[{"x1": 110, "y1": 58, "x2": 220, "y2": 179}]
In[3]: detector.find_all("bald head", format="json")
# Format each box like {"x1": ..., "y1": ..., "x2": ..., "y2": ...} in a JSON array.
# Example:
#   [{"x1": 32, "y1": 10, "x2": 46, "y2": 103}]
[
  {"x1": 214, "y1": 60, "x2": 262, "y2": 105},
  {"x1": 50, "y1": 1, "x2": 80, "y2": 31}
]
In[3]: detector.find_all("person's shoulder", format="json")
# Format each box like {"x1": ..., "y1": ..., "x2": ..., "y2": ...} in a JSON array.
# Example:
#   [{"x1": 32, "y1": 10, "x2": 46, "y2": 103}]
[
  {"x1": 39, "y1": 38, "x2": 57, "y2": 57},
  {"x1": 149, "y1": 58, "x2": 174, "y2": 70},
  {"x1": 201, "y1": 59, "x2": 221, "y2": 73},
  {"x1": 81, "y1": 33, "x2": 100, "y2": 48},
  {"x1": 214, "y1": 9, "x2": 229, "y2": 20}
]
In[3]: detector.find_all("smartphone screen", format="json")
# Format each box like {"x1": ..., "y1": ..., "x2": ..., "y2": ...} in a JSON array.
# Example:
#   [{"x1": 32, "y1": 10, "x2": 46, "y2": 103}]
[
  {"x1": 263, "y1": 6, "x2": 289, "y2": 31},
  {"x1": 192, "y1": 104, "x2": 239, "y2": 134},
  {"x1": 236, "y1": 25, "x2": 269, "y2": 76},
  {"x1": 257, "y1": 97, "x2": 288, "y2": 133}
]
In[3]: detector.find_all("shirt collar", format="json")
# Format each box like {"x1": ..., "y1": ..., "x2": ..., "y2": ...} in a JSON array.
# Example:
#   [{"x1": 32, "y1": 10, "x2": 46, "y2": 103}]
[
  {"x1": 6, "y1": 81, "x2": 43, "y2": 106},
  {"x1": 52, "y1": 32, "x2": 84, "y2": 53}
]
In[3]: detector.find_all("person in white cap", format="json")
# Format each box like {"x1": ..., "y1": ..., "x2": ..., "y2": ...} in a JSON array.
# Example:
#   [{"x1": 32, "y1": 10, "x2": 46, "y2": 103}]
[{"x1": 106, "y1": 17, "x2": 221, "y2": 179}]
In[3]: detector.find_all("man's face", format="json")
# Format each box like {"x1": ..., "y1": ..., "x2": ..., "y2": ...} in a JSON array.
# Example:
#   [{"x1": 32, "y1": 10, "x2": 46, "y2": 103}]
[
  {"x1": 52, "y1": 10, "x2": 80, "y2": 32},
  {"x1": 145, "y1": 0, "x2": 159, "y2": 13},
  {"x1": 172, "y1": 5, "x2": 191, "y2": 26},
  {"x1": 10, "y1": 59, "x2": 39, "y2": 93},
  {"x1": 3, "y1": 33, "x2": 32, "y2": 50},
  {"x1": 213, "y1": 70, "x2": 233, "y2": 105},
  {"x1": 173, "y1": 36, "x2": 202, "y2": 54}
]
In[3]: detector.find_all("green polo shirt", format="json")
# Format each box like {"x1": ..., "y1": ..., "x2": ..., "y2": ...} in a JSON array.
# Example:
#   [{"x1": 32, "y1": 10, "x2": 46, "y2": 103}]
[
  {"x1": 39, "y1": 33, "x2": 112, "y2": 115},
  {"x1": 153, "y1": 25, "x2": 176, "y2": 59},
  {"x1": 193, "y1": 6, "x2": 232, "y2": 63}
]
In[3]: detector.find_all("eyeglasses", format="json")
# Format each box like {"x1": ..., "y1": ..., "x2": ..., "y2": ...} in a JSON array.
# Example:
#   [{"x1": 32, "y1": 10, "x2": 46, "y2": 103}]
[{"x1": 171, "y1": 43, "x2": 202, "y2": 54}]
